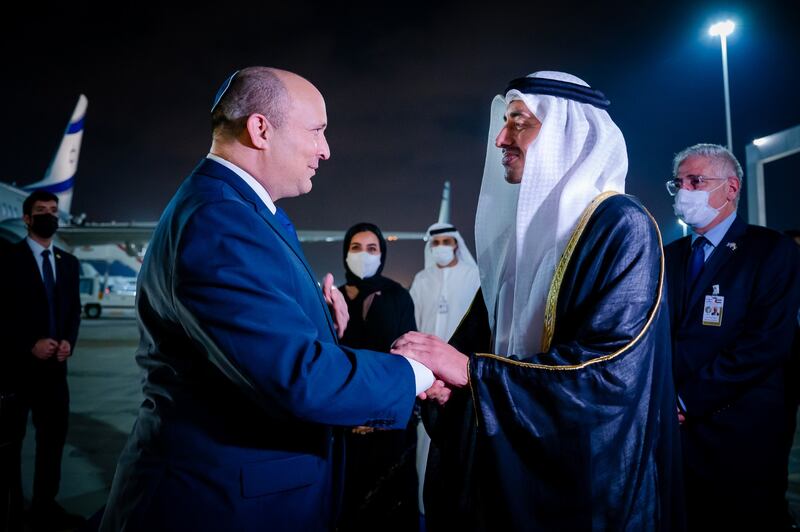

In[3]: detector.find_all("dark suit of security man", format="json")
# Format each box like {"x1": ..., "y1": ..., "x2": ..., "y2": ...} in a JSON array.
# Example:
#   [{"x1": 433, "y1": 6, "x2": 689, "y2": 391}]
[
  {"x1": 0, "y1": 190, "x2": 83, "y2": 531},
  {"x1": 665, "y1": 144, "x2": 800, "y2": 531},
  {"x1": 100, "y1": 67, "x2": 433, "y2": 531}
]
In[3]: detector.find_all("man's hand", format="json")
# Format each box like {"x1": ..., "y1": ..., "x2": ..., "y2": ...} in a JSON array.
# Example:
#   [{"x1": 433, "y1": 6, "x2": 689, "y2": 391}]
[
  {"x1": 677, "y1": 406, "x2": 686, "y2": 425},
  {"x1": 32, "y1": 339, "x2": 58, "y2": 360},
  {"x1": 392, "y1": 332, "x2": 469, "y2": 388},
  {"x1": 322, "y1": 273, "x2": 348, "y2": 338},
  {"x1": 419, "y1": 379, "x2": 453, "y2": 406},
  {"x1": 56, "y1": 340, "x2": 72, "y2": 362}
]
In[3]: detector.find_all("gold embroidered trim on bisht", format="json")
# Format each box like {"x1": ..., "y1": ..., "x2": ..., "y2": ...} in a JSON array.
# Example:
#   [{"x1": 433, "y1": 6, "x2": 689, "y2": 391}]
[
  {"x1": 467, "y1": 357, "x2": 480, "y2": 427},
  {"x1": 542, "y1": 191, "x2": 619, "y2": 352},
  {"x1": 476, "y1": 195, "x2": 665, "y2": 371}
]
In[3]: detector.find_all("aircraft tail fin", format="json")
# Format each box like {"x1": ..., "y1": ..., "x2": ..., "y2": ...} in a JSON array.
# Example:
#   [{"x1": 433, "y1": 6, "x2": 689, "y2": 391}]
[
  {"x1": 437, "y1": 180, "x2": 451, "y2": 225},
  {"x1": 23, "y1": 94, "x2": 88, "y2": 215}
]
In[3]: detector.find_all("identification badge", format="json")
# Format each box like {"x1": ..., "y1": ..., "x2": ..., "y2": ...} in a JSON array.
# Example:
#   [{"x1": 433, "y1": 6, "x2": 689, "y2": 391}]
[
  {"x1": 702, "y1": 295, "x2": 724, "y2": 326},
  {"x1": 437, "y1": 296, "x2": 449, "y2": 314}
]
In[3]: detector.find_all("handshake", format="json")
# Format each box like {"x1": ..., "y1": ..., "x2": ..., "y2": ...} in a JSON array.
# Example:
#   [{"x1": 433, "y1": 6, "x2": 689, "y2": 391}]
[
  {"x1": 322, "y1": 271, "x2": 469, "y2": 405},
  {"x1": 390, "y1": 332, "x2": 470, "y2": 405}
]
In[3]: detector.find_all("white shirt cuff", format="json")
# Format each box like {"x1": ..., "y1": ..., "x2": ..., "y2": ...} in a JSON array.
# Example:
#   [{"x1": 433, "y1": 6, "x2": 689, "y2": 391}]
[
  {"x1": 677, "y1": 395, "x2": 687, "y2": 413},
  {"x1": 403, "y1": 357, "x2": 435, "y2": 395}
]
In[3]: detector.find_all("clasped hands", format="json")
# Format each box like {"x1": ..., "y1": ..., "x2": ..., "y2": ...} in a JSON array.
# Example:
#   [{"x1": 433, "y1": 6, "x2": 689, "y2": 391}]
[
  {"x1": 32, "y1": 338, "x2": 71, "y2": 362},
  {"x1": 391, "y1": 332, "x2": 469, "y2": 406}
]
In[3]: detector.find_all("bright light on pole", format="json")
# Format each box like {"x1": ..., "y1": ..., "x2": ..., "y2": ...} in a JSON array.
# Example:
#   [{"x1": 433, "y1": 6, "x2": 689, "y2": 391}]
[
  {"x1": 709, "y1": 20, "x2": 735, "y2": 38},
  {"x1": 709, "y1": 20, "x2": 735, "y2": 151}
]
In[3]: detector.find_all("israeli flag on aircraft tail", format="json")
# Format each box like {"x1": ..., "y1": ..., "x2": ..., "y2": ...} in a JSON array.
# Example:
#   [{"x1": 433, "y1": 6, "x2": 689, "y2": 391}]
[{"x1": 24, "y1": 94, "x2": 87, "y2": 215}]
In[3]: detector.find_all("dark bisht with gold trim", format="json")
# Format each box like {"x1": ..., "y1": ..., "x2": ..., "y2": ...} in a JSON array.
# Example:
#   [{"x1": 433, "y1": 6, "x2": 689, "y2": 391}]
[{"x1": 422, "y1": 193, "x2": 684, "y2": 531}]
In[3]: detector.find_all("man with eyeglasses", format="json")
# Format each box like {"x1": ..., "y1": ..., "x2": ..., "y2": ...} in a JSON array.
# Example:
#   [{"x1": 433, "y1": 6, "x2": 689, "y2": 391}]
[{"x1": 664, "y1": 143, "x2": 800, "y2": 530}]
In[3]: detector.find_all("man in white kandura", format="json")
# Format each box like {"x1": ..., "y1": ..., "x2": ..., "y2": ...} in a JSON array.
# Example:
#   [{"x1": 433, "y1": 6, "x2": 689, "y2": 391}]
[{"x1": 408, "y1": 222, "x2": 479, "y2": 519}]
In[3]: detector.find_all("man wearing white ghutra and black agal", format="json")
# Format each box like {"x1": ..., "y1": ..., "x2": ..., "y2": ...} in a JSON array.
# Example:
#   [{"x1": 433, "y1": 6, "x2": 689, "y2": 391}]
[{"x1": 392, "y1": 72, "x2": 684, "y2": 531}]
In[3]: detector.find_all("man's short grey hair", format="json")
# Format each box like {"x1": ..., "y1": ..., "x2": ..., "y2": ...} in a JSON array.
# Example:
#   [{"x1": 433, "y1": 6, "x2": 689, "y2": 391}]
[
  {"x1": 672, "y1": 143, "x2": 744, "y2": 182},
  {"x1": 211, "y1": 66, "x2": 290, "y2": 138}
]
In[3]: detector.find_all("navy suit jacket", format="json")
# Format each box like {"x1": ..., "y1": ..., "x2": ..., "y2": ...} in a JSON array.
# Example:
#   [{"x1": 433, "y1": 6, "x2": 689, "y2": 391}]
[
  {"x1": 665, "y1": 215, "x2": 800, "y2": 516},
  {"x1": 101, "y1": 159, "x2": 416, "y2": 532},
  {"x1": 0, "y1": 239, "x2": 81, "y2": 389}
]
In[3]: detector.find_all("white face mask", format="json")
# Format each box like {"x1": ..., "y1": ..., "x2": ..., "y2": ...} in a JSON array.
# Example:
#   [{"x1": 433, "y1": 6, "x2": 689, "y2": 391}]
[
  {"x1": 346, "y1": 251, "x2": 381, "y2": 279},
  {"x1": 432, "y1": 245, "x2": 456, "y2": 267},
  {"x1": 673, "y1": 181, "x2": 729, "y2": 228}
]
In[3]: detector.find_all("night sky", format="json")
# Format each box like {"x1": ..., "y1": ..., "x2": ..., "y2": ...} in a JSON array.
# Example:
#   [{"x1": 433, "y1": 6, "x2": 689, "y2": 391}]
[{"x1": 2, "y1": 1, "x2": 798, "y2": 286}]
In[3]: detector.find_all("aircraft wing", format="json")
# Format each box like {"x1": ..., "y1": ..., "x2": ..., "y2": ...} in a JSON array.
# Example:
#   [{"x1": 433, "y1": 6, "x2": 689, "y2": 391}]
[
  {"x1": 298, "y1": 230, "x2": 426, "y2": 243},
  {"x1": 57, "y1": 222, "x2": 425, "y2": 247},
  {"x1": 58, "y1": 222, "x2": 157, "y2": 247}
]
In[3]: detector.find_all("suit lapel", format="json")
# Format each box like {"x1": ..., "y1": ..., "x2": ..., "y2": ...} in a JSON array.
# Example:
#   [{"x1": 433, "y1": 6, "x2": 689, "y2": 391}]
[
  {"x1": 16, "y1": 240, "x2": 53, "y2": 336},
  {"x1": 194, "y1": 159, "x2": 337, "y2": 338},
  {"x1": 54, "y1": 246, "x2": 66, "y2": 311},
  {"x1": 254, "y1": 210, "x2": 338, "y2": 340},
  {"x1": 668, "y1": 236, "x2": 691, "y2": 327},
  {"x1": 684, "y1": 216, "x2": 746, "y2": 324},
  {"x1": 17, "y1": 239, "x2": 47, "y2": 296}
]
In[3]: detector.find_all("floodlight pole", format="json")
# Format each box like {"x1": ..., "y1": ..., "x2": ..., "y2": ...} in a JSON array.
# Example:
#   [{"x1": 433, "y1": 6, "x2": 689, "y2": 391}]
[
  {"x1": 709, "y1": 20, "x2": 735, "y2": 151},
  {"x1": 719, "y1": 33, "x2": 733, "y2": 151}
]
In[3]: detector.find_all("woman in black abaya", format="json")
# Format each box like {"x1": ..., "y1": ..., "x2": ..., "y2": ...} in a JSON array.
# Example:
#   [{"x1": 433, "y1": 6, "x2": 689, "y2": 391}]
[{"x1": 338, "y1": 222, "x2": 418, "y2": 532}]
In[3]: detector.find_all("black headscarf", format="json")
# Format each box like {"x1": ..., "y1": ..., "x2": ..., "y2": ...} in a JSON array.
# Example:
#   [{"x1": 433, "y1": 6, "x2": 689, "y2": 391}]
[{"x1": 343, "y1": 222, "x2": 390, "y2": 295}]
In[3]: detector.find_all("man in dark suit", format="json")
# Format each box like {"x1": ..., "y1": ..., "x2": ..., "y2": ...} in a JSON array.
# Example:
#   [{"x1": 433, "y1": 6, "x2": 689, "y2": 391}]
[
  {"x1": 0, "y1": 190, "x2": 84, "y2": 531},
  {"x1": 665, "y1": 143, "x2": 800, "y2": 530},
  {"x1": 100, "y1": 67, "x2": 434, "y2": 531}
]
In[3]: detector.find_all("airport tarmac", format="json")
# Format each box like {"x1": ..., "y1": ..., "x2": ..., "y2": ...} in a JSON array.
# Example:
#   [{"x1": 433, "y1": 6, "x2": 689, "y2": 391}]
[{"x1": 17, "y1": 318, "x2": 800, "y2": 523}]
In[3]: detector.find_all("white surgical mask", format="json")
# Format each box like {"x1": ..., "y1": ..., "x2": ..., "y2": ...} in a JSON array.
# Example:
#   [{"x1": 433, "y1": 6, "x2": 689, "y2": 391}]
[
  {"x1": 673, "y1": 182, "x2": 728, "y2": 228},
  {"x1": 346, "y1": 251, "x2": 381, "y2": 279},
  {"x1": 432, "y1": 245, "x2": 455, "y2": 267}
]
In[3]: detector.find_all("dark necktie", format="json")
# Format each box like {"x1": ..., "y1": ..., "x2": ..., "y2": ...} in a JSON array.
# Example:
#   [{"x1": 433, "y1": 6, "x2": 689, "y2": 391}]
[
  {"x1": 41, "y1": 249, "x2": 57, "y2": 338},
  {"x1": 275, "y1": 207, "x2": 299, "y2": 245},
  {"x1": 687, "y1": 236, "x2": 709, "y2": 287}
]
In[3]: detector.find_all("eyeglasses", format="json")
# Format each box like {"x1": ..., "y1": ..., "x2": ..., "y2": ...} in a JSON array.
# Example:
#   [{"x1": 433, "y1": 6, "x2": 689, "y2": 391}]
[{"x1": 665, "y1": 175, "x2": 727, "y2": 196}]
